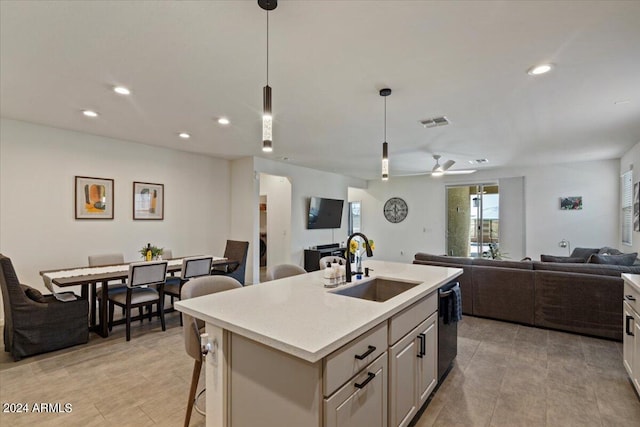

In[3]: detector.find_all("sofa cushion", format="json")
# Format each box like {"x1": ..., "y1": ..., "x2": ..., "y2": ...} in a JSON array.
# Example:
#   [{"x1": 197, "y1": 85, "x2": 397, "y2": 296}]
[
  {"x1": 598, "y1": 247, "x2": 623, "y2": 255},
  {"x1": 413, "y1": 253, "x2": 473, "y2": 265},
  {"x1": 569, "y1": 247, "x2": 600, "y2": 261},
  {"x1": 533, "y1": 261, "x2": 640, "y2": 276},
  {"x1": 473, "y1": 258, "x2": 533, "y2": 270},
  {"x1": 588, "y1": 253, "x2": 637, "y2": 266},
  {"x1": 540, "y1": 254, "x2": 585, "y2": 263}
]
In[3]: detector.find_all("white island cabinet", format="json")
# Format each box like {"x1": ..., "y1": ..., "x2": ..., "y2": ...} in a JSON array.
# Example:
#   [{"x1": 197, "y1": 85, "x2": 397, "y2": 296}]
[
  {"x1": 622, "y1": 274, "x2": 640, "y2": 395},
  {"x1": 176, "y1": 260, "x2": 462, "y2": 427}
]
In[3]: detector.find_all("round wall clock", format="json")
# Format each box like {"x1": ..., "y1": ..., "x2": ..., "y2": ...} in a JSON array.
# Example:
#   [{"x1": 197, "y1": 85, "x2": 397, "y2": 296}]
[{"x1": 383, "y1": 197, "x2": 408, "y2": 223}]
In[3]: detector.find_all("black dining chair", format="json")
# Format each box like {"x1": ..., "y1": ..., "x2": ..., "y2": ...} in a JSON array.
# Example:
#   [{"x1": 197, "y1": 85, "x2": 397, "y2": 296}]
[
  {"x1": 211, "y1": 240, "x2": 249, "y2": 285},
  {"x1": 165, "y1": 256, "x2": 214, "y2": 325},
  {"x1": 107, "y1": 260, "x2": 168, "y2": 341}
]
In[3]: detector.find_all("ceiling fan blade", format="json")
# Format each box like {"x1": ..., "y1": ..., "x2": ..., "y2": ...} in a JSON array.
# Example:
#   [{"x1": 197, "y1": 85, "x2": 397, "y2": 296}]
[
  {"x1": 443, "y1": 169, "x2": 477, "y2": 175},
  {"x1": 442, "y1": 160, "x2": 455, "y2": 171}
]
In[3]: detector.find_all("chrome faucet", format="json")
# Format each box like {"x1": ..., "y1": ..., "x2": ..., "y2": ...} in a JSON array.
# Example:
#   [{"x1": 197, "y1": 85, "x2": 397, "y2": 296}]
[{"x1": 345, "y1": 232, "x2": 373, "y2": 282}]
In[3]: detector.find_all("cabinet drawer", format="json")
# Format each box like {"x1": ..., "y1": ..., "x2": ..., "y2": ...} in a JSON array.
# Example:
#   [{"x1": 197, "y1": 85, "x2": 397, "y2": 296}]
[
  {"x1": 389, "y1": 291, "x2": 437, "y2": 345},
  {"x1": 324, "y1": 352, "x2": 388, "y2": 427},
  {"x1": 624, "y1": 282, "x2": 640, "y2": 314},
  {"x1": 324, "y1": 322, "x2": 388, "y2": 396}
]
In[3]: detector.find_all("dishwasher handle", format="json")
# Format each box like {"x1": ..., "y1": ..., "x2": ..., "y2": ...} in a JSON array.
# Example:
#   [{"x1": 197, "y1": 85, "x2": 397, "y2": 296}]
[{"x1": 626, "y1": 315, "x2": 635, "y2": 336}]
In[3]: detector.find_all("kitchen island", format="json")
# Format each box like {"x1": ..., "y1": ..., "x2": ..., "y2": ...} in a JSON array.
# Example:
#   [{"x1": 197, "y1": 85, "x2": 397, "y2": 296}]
[{"x1": 176, "y1": 260, "x2": 462, "y2": 427}]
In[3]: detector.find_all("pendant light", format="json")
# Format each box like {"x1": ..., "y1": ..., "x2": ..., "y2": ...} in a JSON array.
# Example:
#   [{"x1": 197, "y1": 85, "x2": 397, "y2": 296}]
[
  {"x1": 259, "y1": 0, "x2": 277, "y2": 152},
  {"x1": 380, "y1": 88, "x2": 392, "y2": 180}
]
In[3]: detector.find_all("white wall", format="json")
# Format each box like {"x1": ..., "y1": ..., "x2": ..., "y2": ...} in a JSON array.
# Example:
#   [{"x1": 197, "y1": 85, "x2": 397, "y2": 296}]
[
  {"x1": 254, "y1": 158, "x2": 366, "y2": 265},
  {"x1": 621, "y1": 141, "x2": 640, "y2": 253},
  {"x1": 0, "y1": 119, "x2": 230, "y2": 321},
  {"x1": 351, "y1": 159, "x2": 620, "y2": 262}
]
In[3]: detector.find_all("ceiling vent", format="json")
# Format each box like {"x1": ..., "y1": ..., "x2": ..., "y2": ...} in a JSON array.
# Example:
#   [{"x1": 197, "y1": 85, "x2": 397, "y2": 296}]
[
  {"x1": 419, "y1": 116, "x2": 449, "y2": 128},
  {"x1": 468, "y1": 158, "x2": 489, "y2": 165}
]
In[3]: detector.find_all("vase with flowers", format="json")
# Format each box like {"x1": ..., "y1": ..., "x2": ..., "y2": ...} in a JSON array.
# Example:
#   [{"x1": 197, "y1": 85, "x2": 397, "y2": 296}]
[{"x1": 349, "y1": 237, "x2": 375, "y2": 273}]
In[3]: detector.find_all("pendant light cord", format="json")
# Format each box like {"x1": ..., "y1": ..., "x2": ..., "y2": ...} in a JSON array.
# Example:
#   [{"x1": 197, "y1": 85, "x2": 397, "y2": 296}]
[{"x1": 266, "y1": 12, "x2": 269, "y2": 85}]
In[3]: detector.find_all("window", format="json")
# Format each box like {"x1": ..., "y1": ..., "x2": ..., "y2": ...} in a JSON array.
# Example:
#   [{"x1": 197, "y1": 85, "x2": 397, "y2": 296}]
[
  {"x1": 621, "y1": 170, "x2": 633, "y2": 246},
  {"x1": 348, "y1": 201, "x2": 361, "y2": 235}
]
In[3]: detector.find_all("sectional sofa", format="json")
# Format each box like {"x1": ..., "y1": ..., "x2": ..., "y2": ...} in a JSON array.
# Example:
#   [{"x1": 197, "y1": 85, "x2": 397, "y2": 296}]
[{"x1": 413, "y1": 252, "x2": 640, "y2": 340}]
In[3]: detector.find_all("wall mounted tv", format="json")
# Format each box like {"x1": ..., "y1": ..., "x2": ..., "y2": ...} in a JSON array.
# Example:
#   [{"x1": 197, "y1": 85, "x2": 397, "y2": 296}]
[{"x1": 307, "y1": 197, "x2": 344, "y2": 229}]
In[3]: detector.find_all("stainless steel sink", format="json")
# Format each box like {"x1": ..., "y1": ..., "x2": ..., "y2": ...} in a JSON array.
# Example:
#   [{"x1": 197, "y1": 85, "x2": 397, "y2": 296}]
[{"x1": 330, "y1": 278, "x2": 421, "y2": 302}]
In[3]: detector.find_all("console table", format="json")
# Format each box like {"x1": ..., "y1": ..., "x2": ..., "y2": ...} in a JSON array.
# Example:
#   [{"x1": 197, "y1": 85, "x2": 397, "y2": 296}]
[{"x1": 304, "y1": 246, "x2": 347, "y2": 271}]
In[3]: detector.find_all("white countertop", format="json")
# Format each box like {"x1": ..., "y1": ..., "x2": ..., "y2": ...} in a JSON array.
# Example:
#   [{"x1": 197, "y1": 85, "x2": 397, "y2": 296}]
[
  {"x1": 175, "y1": 260, "x2": 462, "y2": 363},
  {"x1": 623, "y1": 273, "x2": 640, "y2": 292}
]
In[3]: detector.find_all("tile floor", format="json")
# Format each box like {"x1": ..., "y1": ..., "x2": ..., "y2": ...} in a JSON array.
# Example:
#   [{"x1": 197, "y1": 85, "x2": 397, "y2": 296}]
[{"x1": 1, "y1": 314, "x2": 638, "y2": 426}]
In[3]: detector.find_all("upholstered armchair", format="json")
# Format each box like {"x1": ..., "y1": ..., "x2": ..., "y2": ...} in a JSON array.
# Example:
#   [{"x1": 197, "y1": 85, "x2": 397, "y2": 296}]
[{"x1": 0, "y1": 254, "x2": 89, "y2": 361}]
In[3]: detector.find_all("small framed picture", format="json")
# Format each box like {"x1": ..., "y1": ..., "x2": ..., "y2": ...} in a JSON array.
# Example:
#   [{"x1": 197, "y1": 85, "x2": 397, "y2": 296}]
[
  {"x1": 560, "y1": 196, "x2": 582, "y2": 210},
  {"x1": 75, "y1": 176, "x2": 114, "y2": 220},
  {"x1": 133, "y1": 182, "x2": 164, "y2": 220}
]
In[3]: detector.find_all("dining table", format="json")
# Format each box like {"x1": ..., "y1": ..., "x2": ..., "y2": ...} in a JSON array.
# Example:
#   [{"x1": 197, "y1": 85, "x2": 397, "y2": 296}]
[{"x1": 40, "y1": 256, "x2": 230, "y2": 338}]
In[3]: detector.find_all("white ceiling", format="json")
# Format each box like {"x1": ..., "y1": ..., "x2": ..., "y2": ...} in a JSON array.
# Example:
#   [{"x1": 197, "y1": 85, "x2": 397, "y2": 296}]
[{"x1": 2, "y1": 1, "x2": 639, "y2": 180}]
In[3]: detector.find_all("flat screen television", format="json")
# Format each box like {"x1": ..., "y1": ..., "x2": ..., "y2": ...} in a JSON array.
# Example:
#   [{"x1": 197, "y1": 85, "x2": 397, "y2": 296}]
[{"x1": 308, "y1": 197, "x2": 344, "y2": 229}]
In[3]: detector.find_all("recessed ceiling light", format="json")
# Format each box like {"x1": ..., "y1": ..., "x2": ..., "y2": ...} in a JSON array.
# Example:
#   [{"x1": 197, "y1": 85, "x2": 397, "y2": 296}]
[
  {"x1": 113, "y1": 86, "x2": 131, "y2": 95},
  {"x1": 218, "y1": 117, "x2": 230, "y2": 125},
  {"x1": 178, "y1": 132, "x2": 191, "y2": 139},
  {"x1": 527, "y1": 63, "x2": 554, "y2": 76},
  {"x1": 82, "y1": 110, "x2": 99, "y2": 118}
]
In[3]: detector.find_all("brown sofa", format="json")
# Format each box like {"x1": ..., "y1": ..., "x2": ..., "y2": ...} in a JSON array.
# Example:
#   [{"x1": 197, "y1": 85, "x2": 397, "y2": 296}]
[{"x1": 413, "y1": 253, "x2": 640, "y2": 340}]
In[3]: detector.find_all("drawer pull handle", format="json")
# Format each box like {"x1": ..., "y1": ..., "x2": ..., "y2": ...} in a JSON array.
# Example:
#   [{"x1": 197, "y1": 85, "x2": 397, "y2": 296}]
[
  {"x1": 626, "y1": 315, "x2": 635, "y2": 336},
  {"x1": 417, "y1": 334, "x2": 425, "y2": 358},
  {"x1": 626, "y1": 294, "x2": 637, "y2": 301},
  {"x1": 354, "y1": 372, "x2": 376, "y2": 389},
  {"x1": 355, "y1": 345, "x2": 376, "y2": 360}
]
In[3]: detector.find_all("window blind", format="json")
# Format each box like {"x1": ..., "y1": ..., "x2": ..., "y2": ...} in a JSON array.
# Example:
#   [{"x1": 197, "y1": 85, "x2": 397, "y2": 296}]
[{"x1": 622, "y1": 170, "x2": 633, "y2": 245}]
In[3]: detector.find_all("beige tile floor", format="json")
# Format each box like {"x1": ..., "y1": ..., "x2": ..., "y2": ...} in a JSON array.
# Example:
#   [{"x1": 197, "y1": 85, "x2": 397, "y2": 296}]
[{"x1": 1, "y1": 314, "x2": 638, "y2": 426}]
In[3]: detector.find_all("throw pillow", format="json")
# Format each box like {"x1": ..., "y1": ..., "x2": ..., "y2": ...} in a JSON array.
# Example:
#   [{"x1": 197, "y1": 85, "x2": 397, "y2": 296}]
[
  {"x1": 22, "y1": 285, "x2": 47, "y2": 303},
  {"x1": 569, "y1": 247, "x2": 600, "y2": 261},
  {"x1": 588, "y1": 253, "x2": 637, "y2": 266},
  {"x1": 540, "y1": 254, "x2": 585, "y2": 263}
]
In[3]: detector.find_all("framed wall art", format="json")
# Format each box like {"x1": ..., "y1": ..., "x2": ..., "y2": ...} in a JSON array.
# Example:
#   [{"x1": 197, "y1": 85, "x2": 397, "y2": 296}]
[
  {"x1": 75, "y1": 176, "x2": 114, "y2": 219},
  {"x1": 133, "y1": 182, "x2": 164, "y2": 220},
  {"x1": 560, "y1": 196, "x2": 582, "y2": 210}
]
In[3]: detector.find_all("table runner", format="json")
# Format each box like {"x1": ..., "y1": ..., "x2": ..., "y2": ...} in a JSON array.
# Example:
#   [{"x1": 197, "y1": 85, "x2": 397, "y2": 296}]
[{"x1": 41, "y1": 258, "x2": 198, "y2": 300}]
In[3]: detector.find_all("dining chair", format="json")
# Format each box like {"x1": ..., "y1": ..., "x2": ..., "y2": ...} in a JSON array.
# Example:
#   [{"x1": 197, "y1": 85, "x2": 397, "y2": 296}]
[
  {"x1": 1, "y1": 254, "x2": 89, "y2": 361},
  {"x1": 165, "y1": 256, "x2": 214, "y2": 325},
  {"x1": 88, "y1": 253, "x2": 128, "y2": 325},
  {"x1": 266, "y1": 264, "x2": 307, "y2": 281},
  {"x1": 162, "y1": 249, "x2": 173, "y2": 260},
  {"x1": 107, "y1": 260, "x2": 168, "y2": 341},
  {"x1": 181, "y1": 275, "x2": 242, "y2": 427},
  {"x1": 319, "y1": 256, "x2": 347, "y2": 270},
  {"x1": 211, "y1": 240, "x2": 249, "y2": 285}
]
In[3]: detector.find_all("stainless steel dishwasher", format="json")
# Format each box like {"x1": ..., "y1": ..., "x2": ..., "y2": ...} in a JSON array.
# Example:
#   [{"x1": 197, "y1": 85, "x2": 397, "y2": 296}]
[{"x1": 438, "y1": 281, "x2": 460, "y2": 382}]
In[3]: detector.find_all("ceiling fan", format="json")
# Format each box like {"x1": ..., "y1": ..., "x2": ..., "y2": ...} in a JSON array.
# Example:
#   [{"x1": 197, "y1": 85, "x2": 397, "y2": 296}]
[{"x1": 429, "y1": 154, "x2": 476, "y2": 177}]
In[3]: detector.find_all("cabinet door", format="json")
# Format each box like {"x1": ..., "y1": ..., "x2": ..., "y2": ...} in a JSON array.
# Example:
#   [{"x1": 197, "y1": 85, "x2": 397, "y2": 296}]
[
  {"x1": 389, "y1": 328, "x2": 419, "y2": 427},
  {"x1": 324, "y1": 352, "x2": 388, "y2": 427},
  {"x1": 623, "y1": 302, "x2": 634, "y2": 377},
  {"x1": 417, "y1": 312, "x2": 438, "y2": 407}
]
